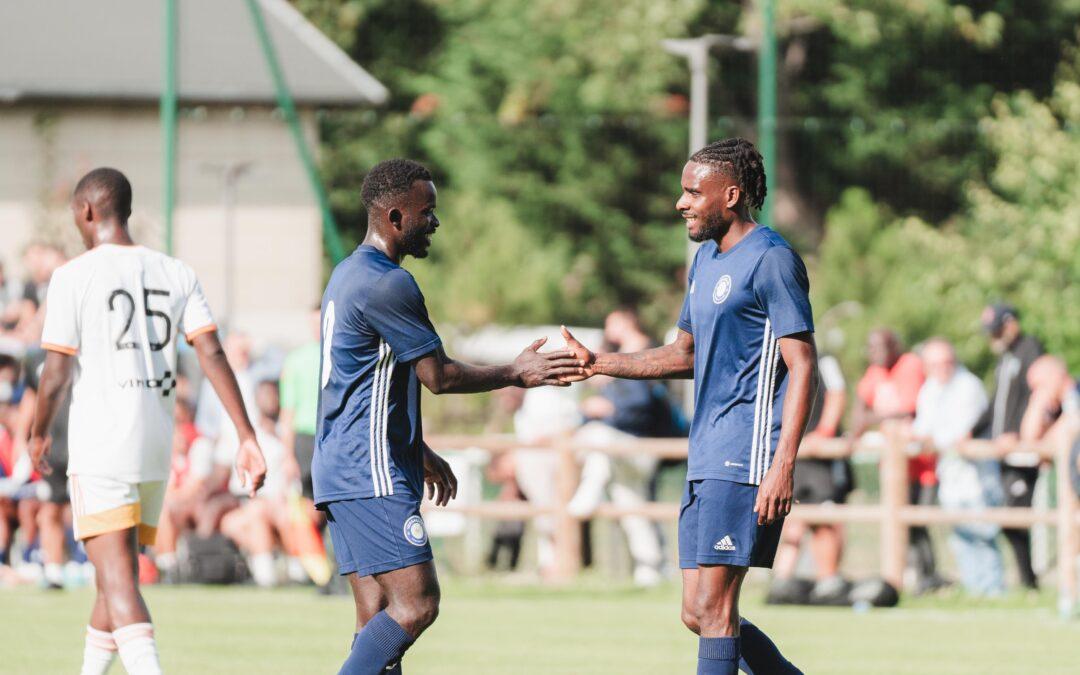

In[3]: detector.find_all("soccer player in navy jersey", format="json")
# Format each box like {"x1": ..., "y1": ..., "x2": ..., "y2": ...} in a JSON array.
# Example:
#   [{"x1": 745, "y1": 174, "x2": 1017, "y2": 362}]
[
  {"x1": 315, "y1": 159, "x2": 584, "y2": 675},
  {"x1": 562, "y1": 138, "x2": 816, "y2": 674}
]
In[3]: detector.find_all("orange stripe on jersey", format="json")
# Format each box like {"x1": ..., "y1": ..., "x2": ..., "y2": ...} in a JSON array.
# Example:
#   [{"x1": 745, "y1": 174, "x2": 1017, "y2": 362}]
[
  {"x1": 41, "y1": 342, "x2": 78, "y2": 356},
  {"x1": 185, "y1": 324, "x2": 217, "y2": 344}
]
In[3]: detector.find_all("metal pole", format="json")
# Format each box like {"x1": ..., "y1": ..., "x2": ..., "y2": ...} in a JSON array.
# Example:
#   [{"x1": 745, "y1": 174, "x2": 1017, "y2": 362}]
[
  {"x1": 161, "y1": 0, "x2": 178, "y2": 254},
  {"x1": 688, "y1": 49, "x2": 709, "y2": 156},
  {"x1": 757, "y1": 0, "x2": 777, "y2": 225},
  {"x1": 202, "y1": 161, "x2": 252, "y2": 332},
  {"x1": 245, "y1": 0, "x2": 348, "y2": 264}
]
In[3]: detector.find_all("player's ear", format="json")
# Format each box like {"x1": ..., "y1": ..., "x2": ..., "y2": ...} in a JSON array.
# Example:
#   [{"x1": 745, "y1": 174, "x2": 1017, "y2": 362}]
[
  {"x1": 79, "y1": 199, "x2": 94, "y2": 224},
  {"x1": 725, "y1": 185, "x2": 741, "y2": 209},
  {"x1": 388, "y1": 208, "x2": 403, "y2": 229}
]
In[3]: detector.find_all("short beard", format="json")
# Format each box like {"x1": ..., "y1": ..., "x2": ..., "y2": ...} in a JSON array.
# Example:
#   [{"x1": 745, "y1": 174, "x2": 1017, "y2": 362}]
[
  {"x1": 401, "y1": 228, "x2": 431, "y2": 259},
  {"x1": 688, "y1": 212, "x2": 728, "y2": 243}
]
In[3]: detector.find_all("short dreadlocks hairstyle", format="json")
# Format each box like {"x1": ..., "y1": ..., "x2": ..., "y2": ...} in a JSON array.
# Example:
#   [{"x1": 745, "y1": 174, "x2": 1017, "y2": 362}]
[
  {"x1": 689, "y1": 138, "x2": 767, "y2": 211},
  {"x1": 360, "y1": 158, "x2": 433, "y2": 210}
]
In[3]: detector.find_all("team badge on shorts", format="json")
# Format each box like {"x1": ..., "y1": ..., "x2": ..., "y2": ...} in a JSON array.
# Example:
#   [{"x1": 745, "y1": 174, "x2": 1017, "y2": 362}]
[
  {"x1": 712, "y1": 275, "x2": 732, "y2": 304},
  {"x1": 403, "y1": 515, "x2": 428, "y2": 547}
]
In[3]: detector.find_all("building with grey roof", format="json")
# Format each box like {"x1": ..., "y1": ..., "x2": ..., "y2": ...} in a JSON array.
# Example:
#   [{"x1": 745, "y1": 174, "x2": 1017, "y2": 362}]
[{"x1": 0, "y1": 0, "x2": 386, "y2": 346}]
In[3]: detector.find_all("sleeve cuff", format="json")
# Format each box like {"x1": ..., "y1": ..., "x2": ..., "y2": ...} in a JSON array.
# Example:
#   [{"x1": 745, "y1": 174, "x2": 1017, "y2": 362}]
[
  {"x1": 41, "y1": 342, "x2": 78, "y2": 356},
  {"x1": 771, "y1": 321, "x2": 814, "y2": 338},
  {"x1": 185, "y1": 324, "x2": 218, "y2": 344},
  {"x1": 677, "y1": 320, "x2": 693, "y2": 334},
  {"x1": 394, "y1": 337, "x2": 442, "y2": 363}
]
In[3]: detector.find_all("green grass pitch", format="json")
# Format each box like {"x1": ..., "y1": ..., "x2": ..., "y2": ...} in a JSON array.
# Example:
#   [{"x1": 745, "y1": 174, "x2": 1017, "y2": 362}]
[{"x1": 6, "y1": 578, "x2": 1080, "y2": 673}]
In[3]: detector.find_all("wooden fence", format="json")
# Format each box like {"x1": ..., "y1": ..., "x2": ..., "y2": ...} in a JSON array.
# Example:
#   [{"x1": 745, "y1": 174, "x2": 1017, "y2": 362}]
[{"x1": 426, "y1": 432, "x2": 1079, "y2": 613}]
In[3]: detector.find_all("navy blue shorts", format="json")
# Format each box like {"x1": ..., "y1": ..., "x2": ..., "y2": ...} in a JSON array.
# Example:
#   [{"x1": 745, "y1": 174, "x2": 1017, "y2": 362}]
[
  {"x1": 678, "y1": 479, "x2": 784, "y2": 569},
  {"x1": 325, "y1": 492, "x2": 433, "y2": 577}
]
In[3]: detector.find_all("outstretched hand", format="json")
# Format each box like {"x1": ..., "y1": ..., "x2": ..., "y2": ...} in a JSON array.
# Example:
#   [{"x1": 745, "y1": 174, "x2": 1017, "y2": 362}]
[
  {"x1": 512, "y1": 336, "x2": 585, "y2": 387},
  {"x1": 558, "y1": 326, "x2": 596, "y2": 383}
]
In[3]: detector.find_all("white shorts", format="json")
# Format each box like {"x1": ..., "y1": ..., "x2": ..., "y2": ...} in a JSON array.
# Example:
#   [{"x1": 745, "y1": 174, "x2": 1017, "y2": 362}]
[{"x1": 69, "y1": 476, "x2": 167, "y2": 546}]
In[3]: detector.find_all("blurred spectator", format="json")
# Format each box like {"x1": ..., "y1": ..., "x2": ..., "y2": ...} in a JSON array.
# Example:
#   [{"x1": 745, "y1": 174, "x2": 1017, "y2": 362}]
[
  {"x1": 484, "y1": 450, "x2": 525, "y2": 572},
  {"x1": 154, "y1": 395, "x2": 200, "y2": 582},
  {"x1": 771, "y1": 353, "x2": 853, "y2": 604},
  {"x1": 1022, "y1": 355, "x2": 1079, "y2": 450},
  {"x1": 278, "y1": 307, "x2": 321, "y2": 505},
  {"x1": 913, "y1": 338, "x2": 1003, "y2": 596},
  {"x1": 195, "y1": 332, "x2": 259, "y2": 446},
  {"x1": 219, "y1": 381, "x2": 301, "y2": 587},
  {"x1": 513, "y1": 385, "x2": 581, "y2": 579},
  {"x1": 10, "y1": 243, "x2": 66, "y2": 345},
  {"x1": 17, "y1": 349, "x2": 73, "y2": 588},
  {"x1": 567, "y1": 308, "x2": 678, "y2": 586},
  {"x1": 853, "y1": 329, "x2": 943, "y2": 591},
  {"x1": 0, "y1": 259, "x2": 27, "y2": 343},
  {"x1": 974, "y1": 303, "x2": 1043, "y2": 590}
]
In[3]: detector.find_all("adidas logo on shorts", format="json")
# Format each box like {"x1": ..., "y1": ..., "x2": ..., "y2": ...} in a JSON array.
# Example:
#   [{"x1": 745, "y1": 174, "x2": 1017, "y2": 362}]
[{"x1": 714, "y1": 536, "x2": 736, "y2": 552}]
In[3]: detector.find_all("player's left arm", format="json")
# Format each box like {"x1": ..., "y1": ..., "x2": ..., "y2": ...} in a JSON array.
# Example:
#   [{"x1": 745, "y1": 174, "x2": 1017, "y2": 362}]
[
  {"x1": 751, "y1": 246, "x2": 818, "y2": 525},
  {"x1": 420, "y1": 441, "x2": 458, "y2": 507},
  {"x1": 28, "y1": 351, "x2": 74, "y2": 474},
  {"x1": 756, "y1": 333, "x2": 818, "y2": 525},
  {"x1": 191, "y1": 330, "x2": 266, "y2": 497}
]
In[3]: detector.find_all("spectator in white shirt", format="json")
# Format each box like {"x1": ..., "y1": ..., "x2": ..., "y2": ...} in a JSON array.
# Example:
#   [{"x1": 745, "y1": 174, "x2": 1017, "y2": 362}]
[{"x1": 912, "y1": 338, "x2": 1004, "y2": 596}]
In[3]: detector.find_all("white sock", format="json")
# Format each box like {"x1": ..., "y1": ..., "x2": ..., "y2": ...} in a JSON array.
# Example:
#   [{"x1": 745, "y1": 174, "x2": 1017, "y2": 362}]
[
  {"x1": 249, "y1": 553, "x2": 277, "y2": 587},
  {"x1": 286, "y1": 556, "x2": 307, "y2": 583},
  {"x1": 113, "y1": 623, "x2": 161, "y2": 675},
  {"x1": 156, "y1": 553, "x2": 177, "y2": 572},
  {"x1": 82, "y1": 626, "x2": 116, "y2": 675},
  {"x1": 44, "y1": 562, "x2": 64, "y2": 586}
]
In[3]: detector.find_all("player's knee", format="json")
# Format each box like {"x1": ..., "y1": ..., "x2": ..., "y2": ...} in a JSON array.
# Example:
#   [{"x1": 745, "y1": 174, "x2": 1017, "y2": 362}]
[
  {"x1": 392, "y1": 594, "x2": 440, "y2": 636},
  {"x1": 693, "y1": 591, "x2": 736, "y2": 631},
  {"x1": 681, "y1": 605, "x2": 701, "y2": 634}
]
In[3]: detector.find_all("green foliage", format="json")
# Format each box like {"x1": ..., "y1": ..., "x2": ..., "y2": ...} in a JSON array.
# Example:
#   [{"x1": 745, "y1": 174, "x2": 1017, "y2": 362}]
[
  {"x1": 305, "y1": 0, "x2": 704, "y2": 334},
  {"x1": 816, "y1": 39, "x2": 1080, "y2": 373},
  {"x1": 295, "y1": 0, "x2": 1080, "y2": 366}
]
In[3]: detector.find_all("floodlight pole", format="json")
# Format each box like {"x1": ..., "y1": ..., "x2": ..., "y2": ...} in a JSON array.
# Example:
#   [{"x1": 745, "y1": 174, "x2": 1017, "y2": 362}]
[
  {"x1": 202, "y1": 161, "x2": 253, "y2": 332},
  {"x1": 160, "y1": 0, "x2": 178, "y2": 255},
  {"x1": 758, "y1": 0, "x2": 778, "y2": 226}
]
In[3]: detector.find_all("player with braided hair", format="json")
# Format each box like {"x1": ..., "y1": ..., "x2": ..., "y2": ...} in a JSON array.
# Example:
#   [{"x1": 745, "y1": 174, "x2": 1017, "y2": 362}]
[{"x1": 562, "y1": 137, "x2": 813, "y2": 673}]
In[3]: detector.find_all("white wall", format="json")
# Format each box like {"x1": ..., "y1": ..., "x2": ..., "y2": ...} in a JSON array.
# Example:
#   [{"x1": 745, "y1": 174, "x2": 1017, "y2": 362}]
[{"x1": 0, "y1": 104, "x2": 324, "y2": 347}]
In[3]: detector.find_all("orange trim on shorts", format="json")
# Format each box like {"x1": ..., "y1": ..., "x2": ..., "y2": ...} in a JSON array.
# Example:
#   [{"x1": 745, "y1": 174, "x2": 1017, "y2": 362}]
[
  {"x1": 185, "y1": 324, "x2": 217, "y2": 344},
  {"x1": 41, "y1": 342, "x2": 78, "y2": 356},
  {"x1": 75, "y1": 503, "x2": 141, "y2": 541},
  {"x1": 137, "y1": 524, "x2": 158, "y2": 547}
]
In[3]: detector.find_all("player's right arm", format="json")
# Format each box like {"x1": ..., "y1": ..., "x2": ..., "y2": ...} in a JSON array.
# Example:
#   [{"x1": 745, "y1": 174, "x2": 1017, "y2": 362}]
[
  {"x1": 28, "y1": 350, "x2": 74, "y2": 474},
  {"x1": 190, "y1": 331, "x2": 266, "y2": 497},
  {"x1": 414, "y1": 339, "x2": 584, "y2": 394},
  {"x1": 29, "y1": 266, "x2": 79, "y2": 473},
  {"x1": 560, "y1": 325, "x2": 694, "y2": 381},
  {"x1": 364, "y1": 268, "x2": 583, "y2": 394}
]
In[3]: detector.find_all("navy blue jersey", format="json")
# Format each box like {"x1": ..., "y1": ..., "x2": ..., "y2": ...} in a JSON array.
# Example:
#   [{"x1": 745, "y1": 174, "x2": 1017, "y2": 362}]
[
  {"x1": 677, "y1": 226, "x2": 814, "y2": 485},
  {"x1": 313, "y1": 246, "x2": 442, "y2": 505}
]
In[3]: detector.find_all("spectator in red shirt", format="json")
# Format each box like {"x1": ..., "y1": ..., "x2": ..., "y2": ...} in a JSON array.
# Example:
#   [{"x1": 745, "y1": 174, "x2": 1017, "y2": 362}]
[{"x1": 853, "y1": 329, "x2": 946, "y2": 592}]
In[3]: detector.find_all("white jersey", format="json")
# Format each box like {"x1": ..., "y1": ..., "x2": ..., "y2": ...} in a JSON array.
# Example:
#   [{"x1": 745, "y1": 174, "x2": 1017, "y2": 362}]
[{"x1": 41, "y1": 244, "x2": 215, "y2": 482}]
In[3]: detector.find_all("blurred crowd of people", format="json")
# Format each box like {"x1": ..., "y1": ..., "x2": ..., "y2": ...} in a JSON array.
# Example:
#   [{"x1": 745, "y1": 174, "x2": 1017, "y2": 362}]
[
  {"x1": 1, "y1": 244, "x2": 328, "y2": 590},
  {"x1": 771, "y1": 304, "x2": 1079, "y2": 602},
  {"x1": 2, "y1": 243, "x2": 1078, "y2": 598}
]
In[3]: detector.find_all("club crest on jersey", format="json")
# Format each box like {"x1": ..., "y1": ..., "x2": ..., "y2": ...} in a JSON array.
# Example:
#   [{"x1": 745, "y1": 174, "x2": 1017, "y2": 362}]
[
  {"x1": 712, "y1": 275, "x2": 732, "y2": 304},
  {"x1": 403, "y1": 515, "x2": 428, "y2": 547}
]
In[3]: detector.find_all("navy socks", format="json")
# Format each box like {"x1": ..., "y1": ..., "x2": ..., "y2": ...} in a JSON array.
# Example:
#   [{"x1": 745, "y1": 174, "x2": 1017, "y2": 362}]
[
  {"x1": 339, "y1": 611, "x2": 413, "y2": 675},
  {"x1": 698, "y1": 636, "x2": 739, "y2": 674},
  {"x1": 737, "y1": 618, "x2": 803, "y2": 675}
]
